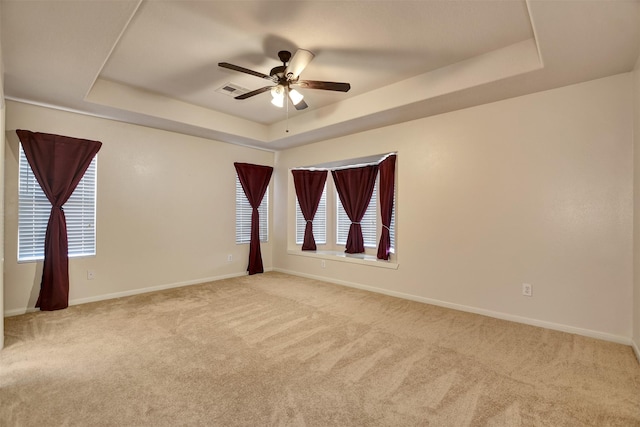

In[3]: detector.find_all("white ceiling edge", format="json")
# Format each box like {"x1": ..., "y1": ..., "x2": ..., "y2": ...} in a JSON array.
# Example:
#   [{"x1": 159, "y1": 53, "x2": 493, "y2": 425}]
[
  {"x1": 84, "y1": 0, "x2": 144, "y2": 102},
  {"x1": 3, "y1": 94, "x2": 277, "y2": 154},
  {"x1": 83, "y1": 38, "x2": 542, "y2": 151},
  {"x1": 86, "y1": 78, "x2": 268, "y2": 141}
]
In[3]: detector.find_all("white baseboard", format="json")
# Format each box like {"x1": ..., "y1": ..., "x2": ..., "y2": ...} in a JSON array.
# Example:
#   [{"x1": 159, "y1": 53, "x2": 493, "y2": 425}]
[
  {"x1": 4, "y1": 271, "x2": 249, "y2": 317},
  {"x1": 6, "y1": 266, "x2": 635, "y2": 354},
  {"x1": 5, "y1": 307, "x2": 38, "y2": 317},
  {"x1": 273, "y1": 268, "x2": 633, "y2": 347}
]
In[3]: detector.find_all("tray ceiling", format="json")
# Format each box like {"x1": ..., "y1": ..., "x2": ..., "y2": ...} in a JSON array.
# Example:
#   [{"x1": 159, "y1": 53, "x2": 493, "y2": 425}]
[{"x1": 2, "y1": 0, "x2": 639, "y2": 150}]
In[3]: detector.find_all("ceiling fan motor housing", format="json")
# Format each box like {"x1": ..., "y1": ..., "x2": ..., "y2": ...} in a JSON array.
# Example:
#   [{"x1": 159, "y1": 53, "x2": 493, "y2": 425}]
[
  {"x1": 278, "y1": 50, "x2": 292, "y2": 64},
  {"x1": 270, "y1": 65, "x2": 287, "y2": 79}
]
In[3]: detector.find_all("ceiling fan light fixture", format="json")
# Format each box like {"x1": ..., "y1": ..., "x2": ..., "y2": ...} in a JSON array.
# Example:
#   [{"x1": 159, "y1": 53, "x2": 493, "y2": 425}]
[
  {"x1": 271, "y1": 95, "x2": 284, "y2": 108},
  {"x1": 271, "y1": 85, "x2": 284, "y2": 98},
  {"x1": 270, "y1": 85, "x2": 285, "y2": 108},
  {"x1": 288, "y1": 88, "x2": 304, "y2": 106}
]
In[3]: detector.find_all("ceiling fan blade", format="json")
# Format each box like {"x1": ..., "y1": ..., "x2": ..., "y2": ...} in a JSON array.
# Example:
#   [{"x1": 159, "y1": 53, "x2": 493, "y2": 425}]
[
  {"x1": 296, "y1": 80, "x2": 351, "y2": 92},
  {"x1": 285, "y1": 49, "x2": 315, "y2": 80},
  {"x1": 218, "y1": 62, "x2": 276, "y2": 82},
  {"x1": 234, "y1": 86, "x2": 273, "y2": 100},
  {"x1": 294, "y1": 99, "x2": 308, "y2": 110}
]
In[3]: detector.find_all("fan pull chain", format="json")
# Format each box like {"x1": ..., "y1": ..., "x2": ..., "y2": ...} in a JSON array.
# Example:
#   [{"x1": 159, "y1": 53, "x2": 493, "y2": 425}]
[{"x1": 285, "y1": 91, "x2": 290, "y2": 133}]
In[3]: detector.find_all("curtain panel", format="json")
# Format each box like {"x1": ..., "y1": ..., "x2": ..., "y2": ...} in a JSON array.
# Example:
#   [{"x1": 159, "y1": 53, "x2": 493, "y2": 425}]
[
  {"x1": 332, "y1": 164, "x2": 378, "y2": 254},
  {"x1": 376, "y1": 154, "x2": 396, "y2": 260},
  {"x1": 16, "y1": 129, "x2": 102, "y2": 311},
  {"x1": 234, "y1": 162, "x2": 273, "y2": 275},
  {"x1": 292, "y1": 169, "x2": 327, "y2": 251}
]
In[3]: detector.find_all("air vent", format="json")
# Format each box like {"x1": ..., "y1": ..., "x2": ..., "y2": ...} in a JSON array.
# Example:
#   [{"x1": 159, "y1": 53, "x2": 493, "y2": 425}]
[{"x1": 216, "y1": 82, "x2": 250, "y2": 97}]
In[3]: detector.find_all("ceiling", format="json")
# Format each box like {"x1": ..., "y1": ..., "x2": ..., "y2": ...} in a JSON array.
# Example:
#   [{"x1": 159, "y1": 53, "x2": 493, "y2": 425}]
[{"x1": 2, "y1": 0, "x2": 639, "y2": 151}]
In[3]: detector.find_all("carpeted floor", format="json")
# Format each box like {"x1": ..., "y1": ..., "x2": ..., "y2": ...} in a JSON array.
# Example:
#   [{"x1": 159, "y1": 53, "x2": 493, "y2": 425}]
[{"x1": 1, "y1": 272, "x2": 639, "y2": 426}]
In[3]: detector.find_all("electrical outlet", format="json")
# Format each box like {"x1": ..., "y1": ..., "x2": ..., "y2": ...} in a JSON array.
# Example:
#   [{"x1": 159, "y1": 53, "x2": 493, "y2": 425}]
[
  {"x1": 227, "y1": 254, "x2": 233, "y2": 262},
  {"x1": 321, "y1": 260, "x2": 326, "y2": 268},
  {"x1": 522, "y1": 283, "x2": 532, "y2": 297},
  {"x1": 87, "y1": 270, "x2": 96, "y2": 280}
]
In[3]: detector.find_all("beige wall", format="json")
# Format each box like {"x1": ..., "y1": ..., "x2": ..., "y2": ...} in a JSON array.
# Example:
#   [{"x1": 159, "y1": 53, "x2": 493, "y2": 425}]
[
  {"x1": 633, "y1": 55, "x2": 640, "y2": 358},
  {"x1": 274, "y1": 73, "x2": 634, "y2": 342},
  {"x1": 2, "y1": 70, "x2": 636, "y2": 350},
  {"x1": 1, "y1": 1, "x2": 5, "y2": 348},
  {"x1": 0, "y1": 102, "x2": 4, "y2": 350},
  {"x1": 4, "y1": 101, "x2": 274, "y2": 315}
]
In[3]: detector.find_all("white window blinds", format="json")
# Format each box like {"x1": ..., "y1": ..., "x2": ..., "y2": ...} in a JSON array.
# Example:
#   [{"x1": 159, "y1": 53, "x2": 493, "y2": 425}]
[
  {"x1": 390, "y1": 190, "x2": 396, "y2": 253},
  {"x1": 295, "y1": 184, "x2": 327, "y2": 245},
  {"x1": 235, "y1": 174, "x2": 268, "y2": 244},
  {"x1": 18, "y1": 144, "x2": 97, "y2": 262},
  {"x1": 336, "y1": 178, "x2": 378, "y2": 248}
]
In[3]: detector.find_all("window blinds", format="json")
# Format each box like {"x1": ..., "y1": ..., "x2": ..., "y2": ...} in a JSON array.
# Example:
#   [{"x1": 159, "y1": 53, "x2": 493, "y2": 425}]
[
  {"x1": 235, "y1": 174, "x2": 268, "y2": 244},
  {"x1": 18, "y1": 144, "x2": 97, "y2": 261},
  {"x1": 336, "y1": 178, "x2": 378, "y2": 248}
]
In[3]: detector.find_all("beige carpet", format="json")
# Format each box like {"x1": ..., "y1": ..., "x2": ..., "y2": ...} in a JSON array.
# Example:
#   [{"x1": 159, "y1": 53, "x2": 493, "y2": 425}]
[{"x1": 1, "y1": 272, "x2": 639, "y2": 426}]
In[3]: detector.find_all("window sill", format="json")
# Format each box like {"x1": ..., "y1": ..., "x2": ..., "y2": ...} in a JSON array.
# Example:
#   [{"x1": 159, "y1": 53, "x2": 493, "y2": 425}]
[
  {"x1": 18, "y1": 253, "x2": 96, "y2": 263},
  {"x1": 287, "y1": 249, "x2": 398, "y2": 270}
]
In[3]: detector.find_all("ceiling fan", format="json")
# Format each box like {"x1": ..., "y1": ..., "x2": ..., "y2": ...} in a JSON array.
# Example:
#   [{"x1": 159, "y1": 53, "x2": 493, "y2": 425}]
[{"x1": 218, "y1": 49, "x2": 351, "y2": 110}]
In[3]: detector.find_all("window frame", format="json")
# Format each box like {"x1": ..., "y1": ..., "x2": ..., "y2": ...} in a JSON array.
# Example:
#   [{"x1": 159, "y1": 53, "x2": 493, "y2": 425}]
[
  {"x1": 18, "y1": 144, "x2": 98, "y2": 262},
  {"x1": 291, "y1": 153, "x2": 396, "y2": 260},
  {"x1": 235, "y1": 174, "x2": 268, "y2": 244}
]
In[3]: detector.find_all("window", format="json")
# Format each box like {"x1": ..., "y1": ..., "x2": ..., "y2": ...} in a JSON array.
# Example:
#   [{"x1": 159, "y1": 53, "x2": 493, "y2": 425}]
[
  {"x1": 18, "y1": 144, "x2": 97, "y2": 262},
  {"x1": 291, "y1": 153, "x2": 397, "y2": 260},
  {"x1": 336, "y1": 178, "x2": 378, "y2": 248},
  {"x1": 390, "y1": 193, "x2": 396, "y2": 253},
  {"x1": 235, "y1": 174, "x2": 268, "y2": 244},
  {"x1": 295, "y1": 184, "x2": 327, "y2": 245}
]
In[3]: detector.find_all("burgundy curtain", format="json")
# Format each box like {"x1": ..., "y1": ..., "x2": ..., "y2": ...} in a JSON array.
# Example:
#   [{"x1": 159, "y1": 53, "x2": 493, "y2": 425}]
[
  {"x1": 234, "y1": 162, "x2": 273, "y2": 275},
  {"x1": 332, "y1": 164, "x2": 378, "y2": 254},
  {"x1": 377, "y1": 154, "x2": 396, "y2": 260},
  {"x1": 16, "y1": 130, "x2": 102, "y2": 311},
  {"x1": 292, "y1": 169, "x2": 327, "y2": 251}
]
